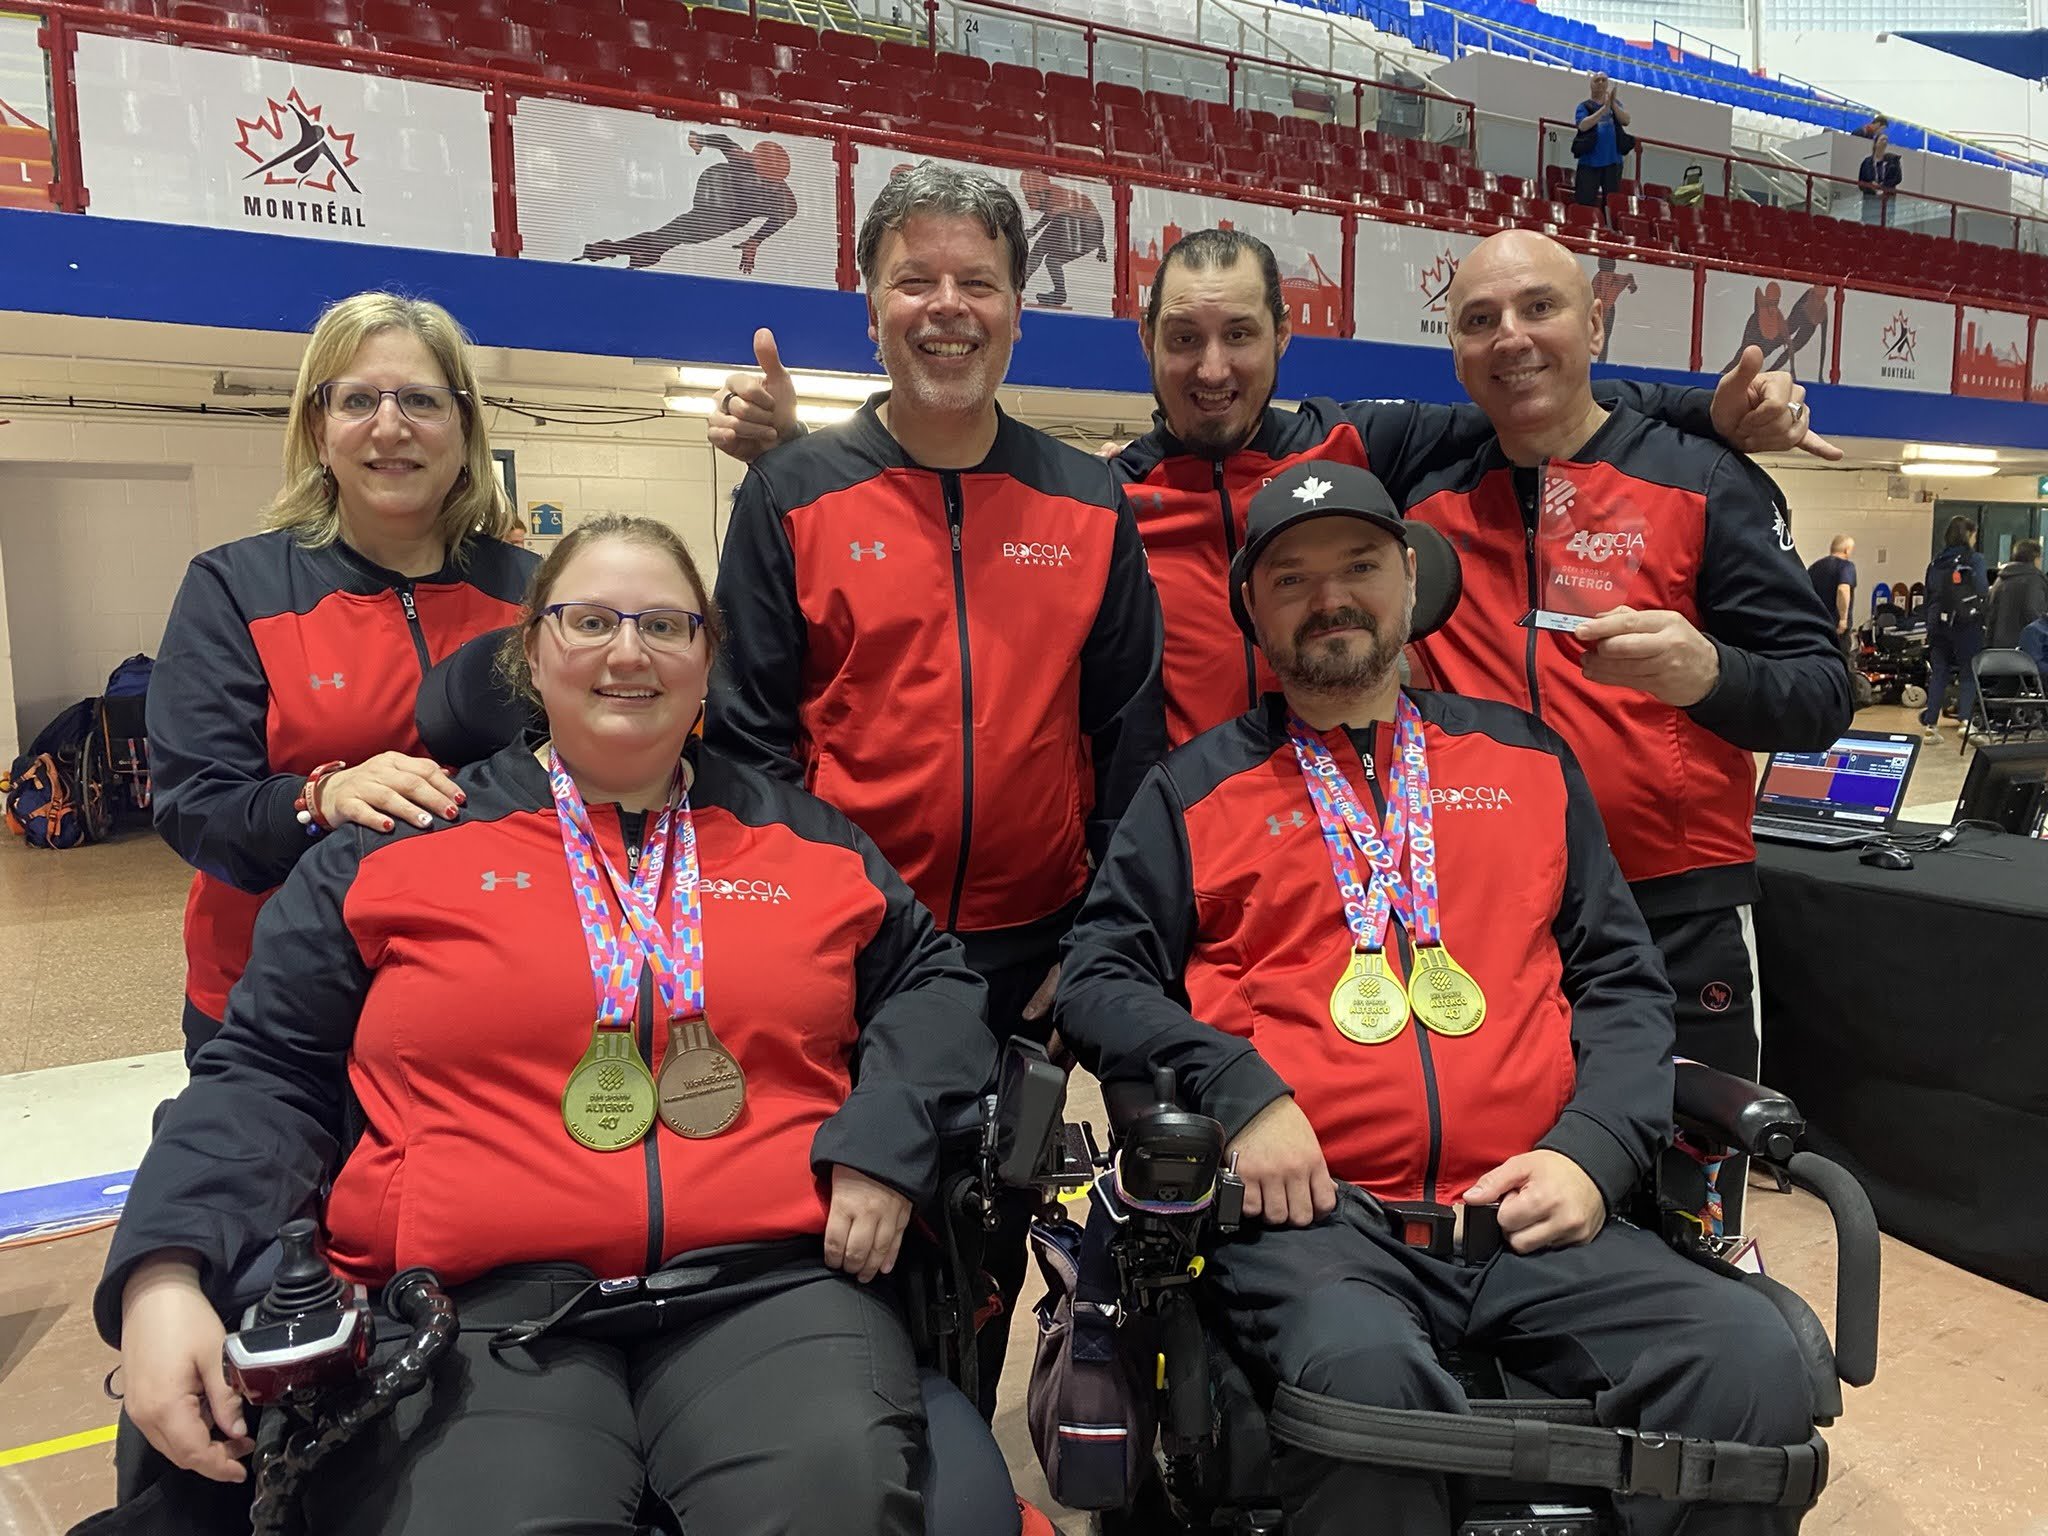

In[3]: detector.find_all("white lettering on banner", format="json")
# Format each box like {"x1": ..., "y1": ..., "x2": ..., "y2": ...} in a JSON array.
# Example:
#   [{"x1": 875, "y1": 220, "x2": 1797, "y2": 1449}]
[{"x1": 70, "y1": 33, "x2": 493, "y2": 252}]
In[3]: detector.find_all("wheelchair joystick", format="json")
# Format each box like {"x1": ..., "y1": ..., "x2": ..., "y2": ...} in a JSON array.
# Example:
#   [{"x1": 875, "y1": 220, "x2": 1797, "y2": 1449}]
[{"x1": 224, "y1": 1220, "x2": 373, "y2": 1408}]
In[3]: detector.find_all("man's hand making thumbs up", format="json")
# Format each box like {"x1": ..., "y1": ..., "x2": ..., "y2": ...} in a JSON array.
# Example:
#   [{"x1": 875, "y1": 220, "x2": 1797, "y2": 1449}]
[{"x1": 706, "y1": 328, "x2": 803, "y2": 464}]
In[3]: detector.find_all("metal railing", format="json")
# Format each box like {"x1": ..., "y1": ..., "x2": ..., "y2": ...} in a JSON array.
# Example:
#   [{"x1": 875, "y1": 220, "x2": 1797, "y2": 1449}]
[
  {"x1": 1535, "y1": 117, "x2": 2048, "y2": 253},
  {"x1": 10, "y1": 0, "x2": 2044, "y2": 384}
]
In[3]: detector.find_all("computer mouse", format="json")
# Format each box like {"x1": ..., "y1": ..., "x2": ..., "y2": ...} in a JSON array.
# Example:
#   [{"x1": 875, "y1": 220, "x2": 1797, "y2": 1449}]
[{"x1": 1859, "y1": 845, "x2": 1915, "y2": 871}]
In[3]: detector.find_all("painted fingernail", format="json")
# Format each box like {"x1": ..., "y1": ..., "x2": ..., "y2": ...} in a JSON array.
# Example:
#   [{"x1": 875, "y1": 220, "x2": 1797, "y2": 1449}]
[
  {"x1": 383, "y1": 818, "x2": 396, "y2": 831},
  {"x1": 444, "y1": 804, "x2": 460, "y2": 819},
  {"x1": 417, "y1": 812, "x2": 432, "y2": 827},
  {"x1": 455, "y1": 791, "x2": 468, "y2": 805}
]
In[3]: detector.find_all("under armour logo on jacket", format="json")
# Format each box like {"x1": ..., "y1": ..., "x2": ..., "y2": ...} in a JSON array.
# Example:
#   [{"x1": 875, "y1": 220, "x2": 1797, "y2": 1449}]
[
  {"x1": 849, "y1": 541, "x2": 886, "y2": 561},
  {"x1": 1267, "y1": 811, "x2": 1307, "y2": 835},
  {"x1": 481, "y1": 871, "x2": 531, "y2": 891},
  {"x1": 309, "y1": 673, "x2": 346, "y2": 690}
]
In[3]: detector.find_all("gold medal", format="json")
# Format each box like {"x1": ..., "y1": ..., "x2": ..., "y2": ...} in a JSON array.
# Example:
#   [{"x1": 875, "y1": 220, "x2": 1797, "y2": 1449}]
[
  {"x1": 1411, "y1": 946, "x2": 1487, "y2": 1037},
  {"x1": 657, "y1": 1018, "x2": 747, "y2": 1139},
  {"x1": 1329, "y1": 949, "x2": 1410, "y2": 1045},
  {"x1": 562, "y1": 1027, "x2": 658, "y2": 1151}
]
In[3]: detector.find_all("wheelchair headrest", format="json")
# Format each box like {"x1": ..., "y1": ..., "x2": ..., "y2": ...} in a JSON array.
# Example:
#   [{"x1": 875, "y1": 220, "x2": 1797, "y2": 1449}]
[{"x1": 1406, "y1": 519, "x2": 1463, "y2": 645}]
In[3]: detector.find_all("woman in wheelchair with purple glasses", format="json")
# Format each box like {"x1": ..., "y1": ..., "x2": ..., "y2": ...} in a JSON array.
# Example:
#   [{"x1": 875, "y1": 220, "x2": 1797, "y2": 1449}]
[{"x1": 100, "y1": 516, "x2": 1002, "y2": 1536}]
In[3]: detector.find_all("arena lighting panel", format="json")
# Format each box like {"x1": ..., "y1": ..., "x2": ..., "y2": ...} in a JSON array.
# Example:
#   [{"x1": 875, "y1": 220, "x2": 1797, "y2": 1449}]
[
  {"x1": 1901, "y1": 444, "x2": 1999, "y2": 463},
  {"x1": 663, "y1": 391, "x2": 857, "y2": 427},
  {"x1": 670, "y1": 365, "x2": 884, "y2": 404},
  {"x1": 1897, "y1": 462, "x2": 2000, "y2": 477}
]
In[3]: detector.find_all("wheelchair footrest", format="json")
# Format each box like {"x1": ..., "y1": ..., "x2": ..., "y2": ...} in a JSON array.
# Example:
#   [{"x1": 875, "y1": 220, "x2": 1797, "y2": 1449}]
[{"x1": 1267, "y1": 1384, "x2": 1827, "y2": 1509}]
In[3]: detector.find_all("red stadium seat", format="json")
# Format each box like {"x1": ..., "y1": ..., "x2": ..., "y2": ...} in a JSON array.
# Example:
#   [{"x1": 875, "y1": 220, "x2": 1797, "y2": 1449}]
[{"x1": 693, "y1": 6, "x2": 754, "y2": 38}]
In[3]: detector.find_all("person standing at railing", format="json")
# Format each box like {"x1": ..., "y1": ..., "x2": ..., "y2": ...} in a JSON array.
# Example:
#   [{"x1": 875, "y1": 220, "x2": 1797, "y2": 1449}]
[
  {"x1": 1858, "y1": 135, "x2": 1902, "y2": 227},
  {"x1": 1572, "y1": 72, "x2": 1631, "y2": 232}
]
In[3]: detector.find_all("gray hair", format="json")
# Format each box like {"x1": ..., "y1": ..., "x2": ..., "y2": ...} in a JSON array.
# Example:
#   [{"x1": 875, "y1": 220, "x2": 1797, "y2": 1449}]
[{"x1": 855, "y1": 161, "x2": 1027, "y2": 295}]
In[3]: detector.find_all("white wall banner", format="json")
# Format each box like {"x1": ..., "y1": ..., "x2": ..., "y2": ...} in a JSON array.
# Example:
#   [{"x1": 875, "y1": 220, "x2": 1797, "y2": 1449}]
[
  {"x1": 72, "y1": 33, "x2": 493, "y2": 251},
  {"x1": 515, "y1": 98, "x2": 838, "y2": 290},
  {"x1": 1575, "y1": 252, "x2": 1693, "y2": 371},
  {"x1": 1953, "y1": 306, "x2": 2028, "y2": 402},
  {"x1": 0, "y1": 13, "x2": 52, "y2": 212},
  {"x1": 1700, "y1": 271, "x2": 1833, "y2": 382},
  {"x1": 1129, "y1": 187, "x2": 1345, "y2": 338},
  {"x1": 850, "y1": 147, "x2": 1114, "y2": 317},
  {"x1": 1837, "y1": 290, "x2": 1955, "y2": 395},
  {"x1": 1349, "y1": 220, "x2": 1479, "y2": 348}
]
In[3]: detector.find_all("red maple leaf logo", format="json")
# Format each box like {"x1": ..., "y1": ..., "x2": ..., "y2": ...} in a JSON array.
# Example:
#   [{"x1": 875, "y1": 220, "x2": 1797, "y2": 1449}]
[
  {"x1": 233, "y1": 88, "x2": 359, "y2": 193},
  {"x1": 1419, "y1": 249, "x2": 1459, "y2": 313}
]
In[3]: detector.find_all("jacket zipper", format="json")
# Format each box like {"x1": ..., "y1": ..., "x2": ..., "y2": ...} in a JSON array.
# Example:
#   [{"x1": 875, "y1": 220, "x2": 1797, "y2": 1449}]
[
  {"x1": 1518, "y1": 475, "x2": 1544, "y2": 720},
  {"x1": 942, "y1": 474, "x2": 976, "y2": 932},
  {"x1": 397, "y1": 586, "x2": 432, "y2": 674},
  {"x1": 1354, "y1": 726, "x2": 1444, "y2": 1202},
  {"x1": 1214, "y1": 462, "x2": 1258, "y2": 710}
]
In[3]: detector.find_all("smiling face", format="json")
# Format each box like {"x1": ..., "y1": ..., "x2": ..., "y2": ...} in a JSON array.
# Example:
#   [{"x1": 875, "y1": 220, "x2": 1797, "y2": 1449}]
[
  {"x1": 1244, "y1": 517, "x2": 1415, "y2": 699},
  {"x1": 1447, "y1": 231, "x2": 1603, "y2": 444},
  {"x1": 1141, "y1": 252, "x2": 1290, "y2": 457},
  {"x1": 866, "y1": 212, "x2": 1023, "y2": 417},
  {"x1": 312, "y1": 327, "x2": 467, "y2": 544},
  {"x1": 524, "y1": 535, "x2": 712, "y2": 769}
]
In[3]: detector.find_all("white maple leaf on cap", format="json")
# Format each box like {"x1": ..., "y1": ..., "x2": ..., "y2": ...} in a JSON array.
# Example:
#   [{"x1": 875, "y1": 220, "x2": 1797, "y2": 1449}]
[{"x1": 1293, "y1": 475, "x2": 1334, "y2": 505}]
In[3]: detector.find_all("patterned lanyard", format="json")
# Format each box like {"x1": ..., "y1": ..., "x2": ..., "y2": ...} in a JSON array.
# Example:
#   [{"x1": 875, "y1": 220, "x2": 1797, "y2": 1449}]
[
  {"x1": 547, "y1": 751, "x2": 705, "y2": 1028},
  {"x1": 1286, "y1": 694, "x2": 1439, "y2": 950}
]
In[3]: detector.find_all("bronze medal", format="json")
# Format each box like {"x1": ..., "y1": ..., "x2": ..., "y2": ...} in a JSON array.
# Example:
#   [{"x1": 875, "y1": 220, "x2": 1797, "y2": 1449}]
[
  {"x1": 1329, "y1": 949, "x2": 1410, "y2": 1046},
  {"x1": 657, "y1": 1018, "x2": 747, "y2": 1139},
  {"x1": 562, "y1": 1027, "x2": 658, "y2": 1151},
  {"x1": 1411, "y1": 946, "x2": 1487, "y2": 1037}
]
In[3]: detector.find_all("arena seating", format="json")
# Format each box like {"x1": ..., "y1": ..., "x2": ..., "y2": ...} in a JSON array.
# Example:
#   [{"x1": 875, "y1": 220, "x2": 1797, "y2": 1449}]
[{"x1": 79, "y1": 0, "x2": 2048, "y2": 305}]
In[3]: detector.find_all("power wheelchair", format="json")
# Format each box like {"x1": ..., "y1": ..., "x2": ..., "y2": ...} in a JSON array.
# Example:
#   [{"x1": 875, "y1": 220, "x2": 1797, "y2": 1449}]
[
  {"x1": 1024, "y1": 1061, "x2": 1881, "y2": 1536},
  {"x1": 73, "y1": 1042, "x2": 1079, "y2": 1536}
]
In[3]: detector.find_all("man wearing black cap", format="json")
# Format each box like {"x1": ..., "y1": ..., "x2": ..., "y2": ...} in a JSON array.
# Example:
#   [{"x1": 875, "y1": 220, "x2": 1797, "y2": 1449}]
[{"x1": 1054, "y1": 462, "x2": 1818, "y2": 1536}]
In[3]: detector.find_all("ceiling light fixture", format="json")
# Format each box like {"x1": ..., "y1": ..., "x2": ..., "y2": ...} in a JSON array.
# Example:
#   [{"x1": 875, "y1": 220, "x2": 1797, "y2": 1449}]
[
  {"x1": 1901, "y1": 443, "x2": 1999, "y2": 464},
  {"x1": 665, "y1": 392, "x2": 857, "y2": 428},
  {"x1": 1898, "y1": 462, "x2": 1999, "y2": 478},
  {"x1": 672, "y1": 365, "x2": 882, "y2": 404}
]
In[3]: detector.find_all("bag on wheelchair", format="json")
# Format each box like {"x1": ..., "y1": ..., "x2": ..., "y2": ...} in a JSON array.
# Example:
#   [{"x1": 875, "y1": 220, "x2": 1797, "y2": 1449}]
[
  {"x1": 1026, "y1": 1207, "x2": 1158, "y2": 1511},
  {"x1": 10, "y1": 750, "x2": 87, "y2": 849}
]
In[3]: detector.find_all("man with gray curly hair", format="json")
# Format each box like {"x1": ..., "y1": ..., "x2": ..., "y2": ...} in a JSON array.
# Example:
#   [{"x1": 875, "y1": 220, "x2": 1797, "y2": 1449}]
[{"x1": 708, "y1": 163, "x2": 1165, "y2": 1410}]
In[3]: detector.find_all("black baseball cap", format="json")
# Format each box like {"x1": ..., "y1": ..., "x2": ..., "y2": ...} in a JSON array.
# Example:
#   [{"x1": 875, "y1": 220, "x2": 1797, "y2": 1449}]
[{"x1": 1229, "y1": 461, "x2": 1407, "y2": 636}]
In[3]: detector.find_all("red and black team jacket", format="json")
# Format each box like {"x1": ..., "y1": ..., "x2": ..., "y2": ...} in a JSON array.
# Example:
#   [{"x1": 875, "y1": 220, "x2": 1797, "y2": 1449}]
[
  {"x1": 1401, "y1": 406, "x2": 1850, "y2": 917},
  {"x1": 148, "y1": 530, "x2": 536, "y2": 1038},
  {"x1": 1114, "y1": 383, "x2": 1723, "y2": 748},
  {"x1": 708, "y1": 396, "x2": 1165, "y2": 970},
  {"x1": 1057, "y1": 690, "x2": 1676, "y2": 1209},
  {"x1": 94, "y1": 741, "x2": 993, "y2": 1345}
]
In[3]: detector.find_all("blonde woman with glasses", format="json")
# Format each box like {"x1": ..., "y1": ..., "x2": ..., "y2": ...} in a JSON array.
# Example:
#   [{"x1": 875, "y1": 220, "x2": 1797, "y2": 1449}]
[{"x1": 148, "y1": 291, "x2": 537, "y2": 1062}]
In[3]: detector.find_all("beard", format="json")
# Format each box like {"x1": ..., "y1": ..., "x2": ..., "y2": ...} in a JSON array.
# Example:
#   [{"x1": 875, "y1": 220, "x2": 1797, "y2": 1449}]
[
  {"x1": 1268, "y1": 605, "x2": 1409, "y2": 696},
  {"x1": 881, "y1": 325, "x2": 1007, "y2": 416},
  {"x1": 1151, "y1": 353, "x2": 1279, "y2": 458}
]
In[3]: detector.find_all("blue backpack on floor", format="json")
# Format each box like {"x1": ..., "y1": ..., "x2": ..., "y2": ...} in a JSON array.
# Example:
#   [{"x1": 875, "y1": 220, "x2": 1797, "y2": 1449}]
[{"x1": 7, "y1": 698, "x2": 98, "y2": 849}]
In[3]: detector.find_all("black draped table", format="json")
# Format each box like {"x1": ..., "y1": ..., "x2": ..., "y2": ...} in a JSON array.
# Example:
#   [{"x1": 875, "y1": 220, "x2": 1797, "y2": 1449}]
[{"x1": 1755, "y1": 824, "x2": 2048, "y2": 1299}]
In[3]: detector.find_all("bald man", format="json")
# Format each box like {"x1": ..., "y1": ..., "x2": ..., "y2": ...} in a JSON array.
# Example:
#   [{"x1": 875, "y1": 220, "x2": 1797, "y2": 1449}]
[{"x1": 1397, "y1": 232, "x2": 1851, "y2": 1235}]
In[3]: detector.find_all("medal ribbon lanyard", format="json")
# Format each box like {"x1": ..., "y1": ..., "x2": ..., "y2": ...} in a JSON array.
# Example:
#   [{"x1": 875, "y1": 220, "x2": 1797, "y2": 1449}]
[
  {"x1": 548, "y1": 751, "x2": 705, "y2": 1028},
  {"x1": 1286, "y1": 694, "x2": 1441, "y2": 951}
]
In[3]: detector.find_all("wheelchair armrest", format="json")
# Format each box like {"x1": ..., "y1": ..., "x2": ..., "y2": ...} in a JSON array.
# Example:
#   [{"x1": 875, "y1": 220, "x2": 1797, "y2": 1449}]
[
  {"x1": 1784, "y1": 1151, "x2": 1881, "y2": 1389},
  {"x1": 1672, "y1": 1061, "x2": 1803, "y2": 1164}
]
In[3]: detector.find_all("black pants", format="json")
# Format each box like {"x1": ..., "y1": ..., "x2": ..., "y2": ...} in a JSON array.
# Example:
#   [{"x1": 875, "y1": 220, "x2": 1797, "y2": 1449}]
[
  {"x1": 1574, "y1": 158, "x2": 1622, "y2": 215},
  {"x1": 1208, "y1": 1188, "x2": 1815, "y2": 1536},
  {"x1": 306, "y1": 1268, "x2": 926, "y2": 1536},
  {"x1": 1646, "y1": 904, "x2": 1760, "y2": 1234},
  {"x1": 971, "y1": 946, "x2": 1062, "y2": 1416}
]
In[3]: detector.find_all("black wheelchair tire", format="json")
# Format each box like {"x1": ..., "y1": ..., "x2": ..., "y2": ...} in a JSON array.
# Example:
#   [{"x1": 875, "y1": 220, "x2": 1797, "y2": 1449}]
[{"x1": 78, "y1": 731, "x2": 115, "y2": 843}]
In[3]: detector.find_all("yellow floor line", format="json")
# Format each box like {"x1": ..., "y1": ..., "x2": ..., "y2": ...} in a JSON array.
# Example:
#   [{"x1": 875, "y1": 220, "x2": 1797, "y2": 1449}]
[{"x1": 0, "y1": 1422, "x2": 118, "y2": 1468}]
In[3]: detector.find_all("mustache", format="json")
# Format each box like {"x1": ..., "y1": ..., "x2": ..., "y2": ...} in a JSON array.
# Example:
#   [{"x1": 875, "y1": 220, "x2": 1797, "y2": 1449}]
[{"x1": 1294, "y1": 608, "x2": 1378, "y2": 646}]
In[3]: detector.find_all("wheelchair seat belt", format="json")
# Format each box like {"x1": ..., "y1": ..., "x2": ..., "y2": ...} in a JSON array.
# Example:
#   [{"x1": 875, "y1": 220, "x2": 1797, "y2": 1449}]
[{"x1": 1267, "y1": 1383, "x2": 1828, "y2": 1509}]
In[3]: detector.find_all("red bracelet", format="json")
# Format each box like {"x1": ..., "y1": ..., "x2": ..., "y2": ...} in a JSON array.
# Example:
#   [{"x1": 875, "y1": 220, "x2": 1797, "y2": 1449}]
[{"x1": 294, "y1": 760, "x2": 347, "y2": 832}]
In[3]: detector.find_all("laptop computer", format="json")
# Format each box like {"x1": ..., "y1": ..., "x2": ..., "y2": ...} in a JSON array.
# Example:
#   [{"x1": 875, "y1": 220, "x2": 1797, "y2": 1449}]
[{"x1": 1751, "y1": 729, "x2": 1921, "y2": 849}]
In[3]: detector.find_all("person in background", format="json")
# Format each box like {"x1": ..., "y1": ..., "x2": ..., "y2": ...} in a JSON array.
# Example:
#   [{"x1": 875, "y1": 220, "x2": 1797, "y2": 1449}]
[
  {"x1": 1572, "y1": 72, "x2": 1631, "y2": 230},
  {"x1": 1986, "y1": 537, "x2": 2048, "y2": 650},
  {"x1": 1805, "y1": 535, "x2": 1858, "y2": 669},
  {"x1": 1857, "y1": 135, "x2": 1902, "y2": 226},
  {"x1": 149, "y1": 292, "x2": 536, "y2": 1062},
  {"x1": 2019, "y1": 612, "x2": 2048, "y2": 684},
  {"x1": 1920, "y1": 515, "x2": 1990, "y2": 744},
  {"x1": 506, "y1": 513, "x2": 530, "y2": 549},
  {"x1": 1853, "y1": 113, "x2": 1890, "y2": 140}
]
